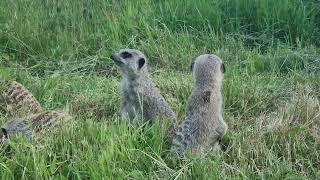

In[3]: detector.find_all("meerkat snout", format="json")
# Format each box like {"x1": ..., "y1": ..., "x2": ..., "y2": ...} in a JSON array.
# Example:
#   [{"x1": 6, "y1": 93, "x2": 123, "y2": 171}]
[
  {"x1": 110, "y1": 54, "x2": 119, "y2": 62},
  {"x1": 110, "y1": 53, "x2": 126, "y2": 67}
]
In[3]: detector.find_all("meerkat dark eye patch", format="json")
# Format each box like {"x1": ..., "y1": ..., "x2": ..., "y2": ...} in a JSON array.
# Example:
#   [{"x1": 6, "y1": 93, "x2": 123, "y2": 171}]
[
  {"x1": 221, "y1": 63, "x2": 226, "y2": 73},
  {"x1": 120, "y1": 51, "x2": 132, "y2": 59},
  {"x1": 138, "y1": 58, "x2": 145, "y2": 69}
]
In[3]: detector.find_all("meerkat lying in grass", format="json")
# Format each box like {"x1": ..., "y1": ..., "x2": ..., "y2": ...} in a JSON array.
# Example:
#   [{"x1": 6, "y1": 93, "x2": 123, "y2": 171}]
[
  {"x1": 171, "y1": 54, "x2": 228, "y2": 156},
  {"x1": 0, "y1": 78, "x2": 71, "y2": 145},
  {"x1": 0, "y1": 111, "x2": 71, "y2": 144}
]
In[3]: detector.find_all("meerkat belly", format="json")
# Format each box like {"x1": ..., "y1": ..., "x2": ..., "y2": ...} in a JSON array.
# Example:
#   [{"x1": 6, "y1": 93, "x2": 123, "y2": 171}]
[
  {"x1": 127, "y1": 96, "x2": 141, "y2": 119},
  {"x1": 121, "y1": 87, "x2": 143, "y2": 120}
]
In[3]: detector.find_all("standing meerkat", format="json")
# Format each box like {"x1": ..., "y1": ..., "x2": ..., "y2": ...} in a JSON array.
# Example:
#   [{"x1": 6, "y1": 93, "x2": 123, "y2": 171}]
[
  {"x1": 111, "y1": 49, "x2": 177, "y2": 136},
  {"x1": 170, "y1": 54, "x2": 228, "y2": 156}
]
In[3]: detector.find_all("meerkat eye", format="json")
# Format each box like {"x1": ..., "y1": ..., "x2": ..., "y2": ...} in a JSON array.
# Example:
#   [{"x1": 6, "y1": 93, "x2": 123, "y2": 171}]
[
  {"x1": 221, "y1": 63, "x2": 226, "y2": 73},
  {"x1": 120, "y1": 51, "x2": 132, "y2": 59},
  {"x1": 138, "y1": 58, "x2": 145, "y2": 69}
]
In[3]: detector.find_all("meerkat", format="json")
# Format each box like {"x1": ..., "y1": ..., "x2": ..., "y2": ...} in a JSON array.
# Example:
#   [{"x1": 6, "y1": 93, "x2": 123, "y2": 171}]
[
  {"x1": 170, "y1": 54, "x2": 228, "y2": 156},
  {"x1": 0, "y1": 79, "x2": 42, "y2": 115},
  {"x1": 0, "y1": 110, "x2": 71, "y2": 145},
  {"x1": 110, "y1": 48, "x2": 177, "y2": 137}
]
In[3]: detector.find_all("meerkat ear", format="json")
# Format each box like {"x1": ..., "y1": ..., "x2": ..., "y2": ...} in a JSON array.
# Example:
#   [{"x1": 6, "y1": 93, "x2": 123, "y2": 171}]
[
  {"x1": 138, "y1": 58, "x2": 145, "y2": 69},
  {"x1": 190, "y1": 61, "x2": 195, "y2": 72},
  {"x1": 221, "y1": 63, "x2": 226, "y2": 73}
]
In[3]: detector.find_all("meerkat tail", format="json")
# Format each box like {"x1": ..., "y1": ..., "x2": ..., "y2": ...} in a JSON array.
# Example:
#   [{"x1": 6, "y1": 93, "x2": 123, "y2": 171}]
[{"x1": 170, "y1": 121, "x2": 192, "y2": 155}]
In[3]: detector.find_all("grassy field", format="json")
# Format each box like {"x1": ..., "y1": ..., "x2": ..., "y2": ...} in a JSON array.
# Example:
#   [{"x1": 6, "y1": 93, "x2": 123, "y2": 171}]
[{"x1": 0, "y1": 0, "x2": 320, "y2": 179}]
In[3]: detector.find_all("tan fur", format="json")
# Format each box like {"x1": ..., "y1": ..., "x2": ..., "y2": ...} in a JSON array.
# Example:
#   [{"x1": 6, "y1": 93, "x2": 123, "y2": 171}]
[{"x1": 170, "y1": 54, "x2": 228, "y2": 155}]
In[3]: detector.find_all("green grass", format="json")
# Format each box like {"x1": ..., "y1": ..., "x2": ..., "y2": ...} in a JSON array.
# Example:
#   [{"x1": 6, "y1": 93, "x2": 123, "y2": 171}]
[{"x1": 0, "y1": 0, "x2": 320, "y2": 179}]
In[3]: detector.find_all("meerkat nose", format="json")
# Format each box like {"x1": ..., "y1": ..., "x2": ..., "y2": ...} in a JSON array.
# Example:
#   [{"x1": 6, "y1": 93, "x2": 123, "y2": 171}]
[{"x1": 110, "y1": 54, "x2": 116, "y2": 60}]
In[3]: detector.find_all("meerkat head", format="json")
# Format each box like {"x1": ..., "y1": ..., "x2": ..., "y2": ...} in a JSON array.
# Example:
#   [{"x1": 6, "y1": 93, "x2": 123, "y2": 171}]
[
  {"x1": 111, "y1": 49, "x2": 148, "y2": 78},
  {"x1": 191, "y1": 54, "x2": 225, "y2": 88}
]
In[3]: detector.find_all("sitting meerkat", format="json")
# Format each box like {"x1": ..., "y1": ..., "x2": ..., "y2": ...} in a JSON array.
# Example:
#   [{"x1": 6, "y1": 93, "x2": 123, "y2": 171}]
[
  {"x1": 170, "y1": 54, "x2": 228, "y2": 156},
  {"x1": 111, "y1": 48, "x2": 177, "y2": 138},
  {"x1": 0, "y1": 110, "x2": 71, "y2": 144}
]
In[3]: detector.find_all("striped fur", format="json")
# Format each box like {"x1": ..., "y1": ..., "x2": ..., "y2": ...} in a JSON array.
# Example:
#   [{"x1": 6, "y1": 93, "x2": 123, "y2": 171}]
[{"x1": 3, "y1": 81, "x2": 42, "y2": 114}]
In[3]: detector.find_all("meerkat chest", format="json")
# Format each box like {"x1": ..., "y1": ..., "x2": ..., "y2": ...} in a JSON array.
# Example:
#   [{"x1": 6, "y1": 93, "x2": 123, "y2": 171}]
[{"x1": 121, "y1": 79, "x2": 141, "y2": 104}]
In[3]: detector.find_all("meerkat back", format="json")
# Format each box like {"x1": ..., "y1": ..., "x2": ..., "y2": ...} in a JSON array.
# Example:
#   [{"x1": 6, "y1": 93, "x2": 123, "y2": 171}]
[
  {"x1": 171, "y1": 54, "x2": 227, "y2": 156},
  {"x1": 1, "y1": 79, "x2": 42, "y2": 115}
]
